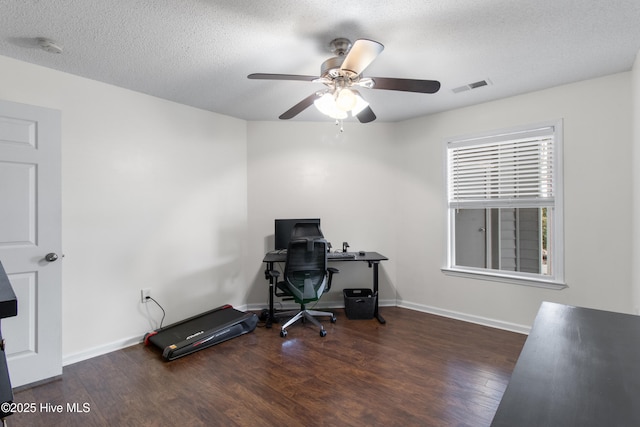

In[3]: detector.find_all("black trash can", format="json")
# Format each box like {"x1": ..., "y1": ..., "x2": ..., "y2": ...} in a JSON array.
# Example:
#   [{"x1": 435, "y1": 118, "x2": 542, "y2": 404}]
[{"x1": 343, "y1": 288, "x2": 376, "y2": 319}]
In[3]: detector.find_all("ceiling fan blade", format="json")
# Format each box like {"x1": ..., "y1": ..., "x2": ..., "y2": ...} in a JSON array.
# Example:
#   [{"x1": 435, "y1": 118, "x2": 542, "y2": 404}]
[
  {"x1": 369, "y1": 77, "x2": 441, "y2": 93},
  {"x1": 340, "y1": 39, "x2": 384, "y2": 75},
  {"x1": 279, "y1": 92, "x2": 322, "y2": 120},
  {"x1": 248, "y1": 73, "x2": 318, "y2": 81},
  {"x1": 356, "y1": 105, "x2": 376, "y2": 123}
]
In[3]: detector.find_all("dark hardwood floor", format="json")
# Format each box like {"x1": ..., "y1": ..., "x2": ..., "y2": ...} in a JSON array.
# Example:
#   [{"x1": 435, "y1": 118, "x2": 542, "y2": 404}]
[{"x1": 8, "y1": 307, "x2": 526, "y2": 426}]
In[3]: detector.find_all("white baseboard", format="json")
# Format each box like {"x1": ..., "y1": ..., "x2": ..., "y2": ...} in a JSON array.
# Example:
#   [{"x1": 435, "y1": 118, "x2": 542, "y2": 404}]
[
  {"x1": 63, "y1": 335, "x2": 142, "y2": 367},
  {"x1": 396, "y1": 300, "x2": 531, "y2": 335}
]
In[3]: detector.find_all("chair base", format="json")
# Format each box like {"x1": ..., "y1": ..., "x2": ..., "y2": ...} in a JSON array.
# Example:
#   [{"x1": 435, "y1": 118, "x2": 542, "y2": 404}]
[{"x1": 277, "y1": 309, "x2": 336, "y2": 337}]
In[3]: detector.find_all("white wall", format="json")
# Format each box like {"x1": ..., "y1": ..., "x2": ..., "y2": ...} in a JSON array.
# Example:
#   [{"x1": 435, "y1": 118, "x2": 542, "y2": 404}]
[
  {"x1": 0, "y1": 55, "x2": 248, "y2": 363},
  {"x1": 395, "y1": 72, "x2": 633, "y2": 329},
  {"x1": 632, "y1": 51, "x2": 640, "y2": 314},
  {"x1": 246, "y1": 121, "x2": 399, "y2": 308}
]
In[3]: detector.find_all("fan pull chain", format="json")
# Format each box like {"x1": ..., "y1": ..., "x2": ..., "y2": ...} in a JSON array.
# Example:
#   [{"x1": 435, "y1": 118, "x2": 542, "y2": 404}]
[{"x1": 335, "y1": 119, "x2": 344, "y2": 132}]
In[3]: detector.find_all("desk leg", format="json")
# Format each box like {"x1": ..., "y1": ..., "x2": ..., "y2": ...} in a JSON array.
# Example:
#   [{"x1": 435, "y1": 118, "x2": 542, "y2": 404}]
[
  {"x1": 265, "y1": 261, "x2": 276, "y2": 328},
  {"x1": 371, "y1": 261, "x2": 385, "y2": 324}
]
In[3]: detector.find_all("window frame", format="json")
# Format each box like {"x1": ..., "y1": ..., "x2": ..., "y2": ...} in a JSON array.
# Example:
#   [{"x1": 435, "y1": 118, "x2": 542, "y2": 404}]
[{"x1": 442, "y1": 120, "x2": 566, "y2": 289}]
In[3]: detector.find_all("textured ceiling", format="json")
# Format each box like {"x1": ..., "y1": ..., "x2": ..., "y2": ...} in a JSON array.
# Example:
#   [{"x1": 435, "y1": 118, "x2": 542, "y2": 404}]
[{"x1": 1, "y1": 0, "x2": 640, "y2": 123}]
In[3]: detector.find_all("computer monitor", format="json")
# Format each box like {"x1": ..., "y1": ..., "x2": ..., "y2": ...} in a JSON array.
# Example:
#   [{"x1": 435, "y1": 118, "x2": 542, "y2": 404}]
[{"x1": 274, "y1": 218, "x2": 321, "y2": 250}]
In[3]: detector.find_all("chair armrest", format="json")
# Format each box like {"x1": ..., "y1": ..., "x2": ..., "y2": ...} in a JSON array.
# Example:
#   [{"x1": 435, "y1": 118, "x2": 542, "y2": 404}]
[
  {"x1": 326, "y1": 267, "x2": 339, "y2": 291},
  {"x1": 265, "y1": 267, "x2": 280, "y2": 281},
  {"x1": 268, "y1": 270, "x2": 281, "y2": 279}
]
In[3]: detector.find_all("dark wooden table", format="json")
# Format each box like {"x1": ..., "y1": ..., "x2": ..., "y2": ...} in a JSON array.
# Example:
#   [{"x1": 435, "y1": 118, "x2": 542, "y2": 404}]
[{"x1": 491, "y1": 301, "x2": 640, "y2": 426}]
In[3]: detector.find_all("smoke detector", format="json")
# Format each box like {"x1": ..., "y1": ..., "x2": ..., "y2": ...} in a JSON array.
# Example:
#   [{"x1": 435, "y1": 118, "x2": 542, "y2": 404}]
[{"x1": 36, "y1": 37, "x2": 63, "y2": 54}]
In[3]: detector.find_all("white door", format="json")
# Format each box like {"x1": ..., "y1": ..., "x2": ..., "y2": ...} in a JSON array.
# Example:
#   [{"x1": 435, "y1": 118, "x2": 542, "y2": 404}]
[{"x1": 0, "y1": 99, "x2": 62, "y2": 387}]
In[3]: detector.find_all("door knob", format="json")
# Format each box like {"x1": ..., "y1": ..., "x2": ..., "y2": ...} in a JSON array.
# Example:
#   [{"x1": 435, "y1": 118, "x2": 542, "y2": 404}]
[{"x1": 45, "y1": 253, "x2": 59, "y2": 262}]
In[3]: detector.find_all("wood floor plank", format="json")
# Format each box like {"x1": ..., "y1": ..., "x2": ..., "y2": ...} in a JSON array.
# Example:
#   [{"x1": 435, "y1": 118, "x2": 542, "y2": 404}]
[{"x1": 8, "y1": 307, "x2": 525, "y2": 426}]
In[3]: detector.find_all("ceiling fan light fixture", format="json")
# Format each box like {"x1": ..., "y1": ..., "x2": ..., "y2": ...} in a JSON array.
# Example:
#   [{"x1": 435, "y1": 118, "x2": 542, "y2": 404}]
[
  {"x1": 314, "y1": 92, "x2": 348, "y2": 119},
  {"x1": 335, "y1": 88, "x2": 357, "y2": 111}
]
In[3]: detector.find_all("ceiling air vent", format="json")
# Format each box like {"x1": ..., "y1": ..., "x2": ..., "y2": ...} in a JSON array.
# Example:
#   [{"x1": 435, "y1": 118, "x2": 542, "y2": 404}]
[{"x1": 452, "y1": 79, "x2": 491, "y2": 93}]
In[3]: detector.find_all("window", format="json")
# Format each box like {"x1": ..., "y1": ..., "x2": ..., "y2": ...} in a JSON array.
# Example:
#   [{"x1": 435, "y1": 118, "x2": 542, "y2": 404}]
[{"x1": 444, "y1": 121, "x2": 565, "y2": 288}]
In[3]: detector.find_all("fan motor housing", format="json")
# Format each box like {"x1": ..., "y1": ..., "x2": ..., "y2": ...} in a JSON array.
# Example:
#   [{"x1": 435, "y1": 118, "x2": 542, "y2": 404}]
[
  {"x1": 320, "y1": 57, "x2": 343, "y2": 77},
  {"x1": 320, "y1": 57, "x2": 358, "y2": 82}
]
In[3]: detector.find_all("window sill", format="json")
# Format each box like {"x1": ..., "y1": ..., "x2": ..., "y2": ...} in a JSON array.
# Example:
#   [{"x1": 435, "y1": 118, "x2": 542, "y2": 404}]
[{"x1": 441, "y1": 267, "x2": 567, "y2": 290}]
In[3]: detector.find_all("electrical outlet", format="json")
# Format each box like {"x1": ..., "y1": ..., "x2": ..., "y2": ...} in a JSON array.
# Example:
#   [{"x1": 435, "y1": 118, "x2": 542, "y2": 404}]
[{"x1": 141, "y1": 288, "x2": 151, "y2": 303}]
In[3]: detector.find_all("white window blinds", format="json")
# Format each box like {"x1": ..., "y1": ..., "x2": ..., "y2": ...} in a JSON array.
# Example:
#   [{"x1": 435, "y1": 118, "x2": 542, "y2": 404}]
[{"x1": 447, "y1": 126, "x2": 555, "y2": 208}]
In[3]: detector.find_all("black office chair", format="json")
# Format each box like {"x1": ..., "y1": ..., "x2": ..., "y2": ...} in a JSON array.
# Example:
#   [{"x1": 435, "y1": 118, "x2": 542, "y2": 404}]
[
  {"x1": 273, "y1": 224, "x2": 338, "y2": 337},
  {"x1": 289, "y1": 222, "x2": 324, "y2": 241}
]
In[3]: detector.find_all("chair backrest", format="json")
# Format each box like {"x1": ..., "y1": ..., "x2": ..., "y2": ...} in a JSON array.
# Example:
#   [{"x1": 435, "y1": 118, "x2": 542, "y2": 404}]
[
  {"x1": 284, "y1": 236, "x2": 328, "y2": 303},
  {"x1": 290, "y1": 223, "x2": 324, "y2": 251}
]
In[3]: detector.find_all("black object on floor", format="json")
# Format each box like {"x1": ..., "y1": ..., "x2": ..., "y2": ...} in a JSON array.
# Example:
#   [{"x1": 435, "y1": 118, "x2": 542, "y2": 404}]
[{"x1": 144, "y1": 304, "x2": 258, "y2": 361}]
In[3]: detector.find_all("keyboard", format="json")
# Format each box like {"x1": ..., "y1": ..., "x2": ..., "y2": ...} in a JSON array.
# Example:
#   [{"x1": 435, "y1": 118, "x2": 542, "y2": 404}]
[{"x1": 328, "y1": 251, "x2": 357, "y2": 259}]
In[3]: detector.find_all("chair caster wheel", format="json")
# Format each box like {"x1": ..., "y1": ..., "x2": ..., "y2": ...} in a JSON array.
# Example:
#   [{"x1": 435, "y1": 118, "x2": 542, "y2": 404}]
[
  {"x1": 320, "y1": 330, "x2": 327, "y2": 337},
  {"x1": 330, "y1": 316, "x2": 337, "y2": 323},
  {"x1": 280, "y1": 330, "x2": 287, "y2": 337}
]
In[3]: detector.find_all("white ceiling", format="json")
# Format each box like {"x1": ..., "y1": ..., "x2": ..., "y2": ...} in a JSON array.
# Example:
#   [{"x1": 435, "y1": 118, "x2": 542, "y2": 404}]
[{"x1": 1, "y1": 0, "x2": 640, "y2": 123}]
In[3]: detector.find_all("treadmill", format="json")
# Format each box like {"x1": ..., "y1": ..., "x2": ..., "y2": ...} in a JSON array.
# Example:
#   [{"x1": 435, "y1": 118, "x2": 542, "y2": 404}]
[{"x1": 144, "y1": 304, "x2": 258, "y2": 361}]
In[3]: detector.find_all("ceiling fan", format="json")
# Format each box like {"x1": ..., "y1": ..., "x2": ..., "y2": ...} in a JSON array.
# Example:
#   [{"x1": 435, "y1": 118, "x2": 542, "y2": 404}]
[{"x1": 248, "y1": 38, "x2": 441, "y2": 123}]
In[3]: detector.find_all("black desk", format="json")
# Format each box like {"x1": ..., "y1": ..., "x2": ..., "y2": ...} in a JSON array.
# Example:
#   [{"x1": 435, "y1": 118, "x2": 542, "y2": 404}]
[
  {"x1": 262, "y1": 251, "x2": 388, "y2": 327},
  {"x1": 491, "y1": 301, "x2": 640, "y2": 426}
]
